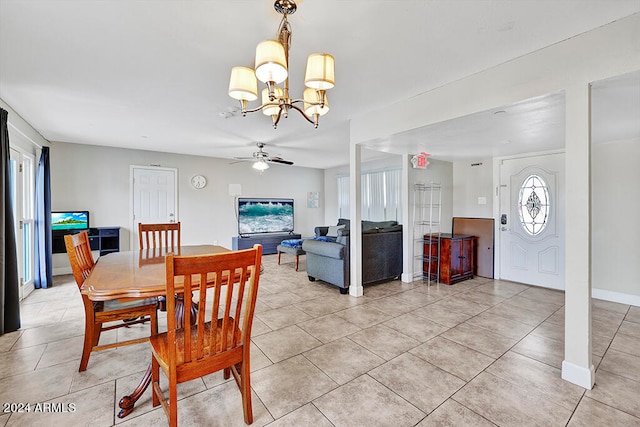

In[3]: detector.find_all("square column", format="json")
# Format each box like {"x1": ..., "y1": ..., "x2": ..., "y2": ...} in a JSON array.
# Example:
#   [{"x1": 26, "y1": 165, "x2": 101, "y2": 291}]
[
  {"x1": 349, "y1": 143, "x2": 363, "y2": 297},
  {"x1": 562, "y1": 82, "x2": 594, "y2": 389}
]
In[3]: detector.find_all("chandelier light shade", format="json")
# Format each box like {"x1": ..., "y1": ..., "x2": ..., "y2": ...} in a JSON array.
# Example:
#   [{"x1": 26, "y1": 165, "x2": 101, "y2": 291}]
[
  {"x1": 228, "y1": 66, "x2": 258, "y2": 101},
  {"x1": 255, "y1": 40, "x2": 288, "y2": 84},
  {"x1": 303, "y1": 87, "x2": 329, "y2": 117},
  {"x1": 304, "y1": 54, "x2": 335, "y2": 90},
  {"x1": 228, "y1": 0, "x2": 335, "y2": 129}
]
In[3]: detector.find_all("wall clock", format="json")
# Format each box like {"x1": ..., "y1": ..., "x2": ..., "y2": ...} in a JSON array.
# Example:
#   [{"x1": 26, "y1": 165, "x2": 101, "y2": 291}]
[{"x1": 190, "y1": 175, "x2": 207, "y2": 189}]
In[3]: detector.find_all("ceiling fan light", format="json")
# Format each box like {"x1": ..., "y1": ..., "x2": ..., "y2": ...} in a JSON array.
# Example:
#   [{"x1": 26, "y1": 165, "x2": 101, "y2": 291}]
[
  {"x1": 303, "y1": 88, "x2": 329, "y2": 116},
  {"x1": 261, "y1": 87, "x2": 283, "y2": 116},
  {"x1": 228, "y1": 66, "x2": 258, "y2": 101},
  {"x1": 255, "y1": 40, "x2": 288, "y2": 84},
  {"x1": 252, "y1": 159, "x2": 270, "y2": 171},
  {"x1": 304, "y1": 54, "x2": 335, "y2": 90}
]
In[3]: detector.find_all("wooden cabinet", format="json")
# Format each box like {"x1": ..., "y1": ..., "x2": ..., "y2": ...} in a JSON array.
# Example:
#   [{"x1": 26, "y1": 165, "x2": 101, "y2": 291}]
[{"x1": 423, "y1": 234, "x2": 475, "y2": 284}]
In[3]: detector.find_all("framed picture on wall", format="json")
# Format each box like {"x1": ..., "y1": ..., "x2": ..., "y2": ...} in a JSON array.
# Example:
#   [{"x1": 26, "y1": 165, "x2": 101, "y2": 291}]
[{"x1": 307, "y1": 192, "x2": 319, "y2": 208}]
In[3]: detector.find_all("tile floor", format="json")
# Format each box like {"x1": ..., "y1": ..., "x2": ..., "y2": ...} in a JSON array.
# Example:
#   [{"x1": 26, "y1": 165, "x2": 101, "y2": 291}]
[{"x1": 1, "y1": 254, "x2": 640, "y2": 426}]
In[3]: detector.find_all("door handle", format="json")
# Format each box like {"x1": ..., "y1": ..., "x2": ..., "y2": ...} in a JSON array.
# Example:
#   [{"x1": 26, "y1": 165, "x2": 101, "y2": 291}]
[{"x1": 500, "y1": 226, "x2": 510, "y2": 231}]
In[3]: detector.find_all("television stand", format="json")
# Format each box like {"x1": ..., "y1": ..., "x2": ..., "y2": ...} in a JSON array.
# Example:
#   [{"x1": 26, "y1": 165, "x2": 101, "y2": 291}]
[
  {"x1": 52, "y1": 227, "x2": 120, "y2": 256},
  {"x1": 232, "y1": 233, "x2": 301, "y2": 255}
]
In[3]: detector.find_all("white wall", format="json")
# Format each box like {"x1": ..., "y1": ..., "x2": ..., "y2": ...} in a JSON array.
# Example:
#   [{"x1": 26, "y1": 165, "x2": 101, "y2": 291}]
[
  {"x1": 592, "y1": 138, "x2": 640, "y2": 301},
  {"x1": 50, "y1": 141, "x2": 324, "y2": 271},
  {"x1": 452, "y1": 158, "x2": 493, "y2": 218},
  {"x1": 1, "y1": 98, "x2": 48, "y2": 156},
  {"x1": 409, "y1": 158, "x2": 454, "y2": 234}
]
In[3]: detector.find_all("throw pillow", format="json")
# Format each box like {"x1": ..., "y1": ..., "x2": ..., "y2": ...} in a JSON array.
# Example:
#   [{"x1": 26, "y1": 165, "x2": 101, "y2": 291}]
[{"x1": 326, "y1": 224, "x2": 345, "y2": 237}]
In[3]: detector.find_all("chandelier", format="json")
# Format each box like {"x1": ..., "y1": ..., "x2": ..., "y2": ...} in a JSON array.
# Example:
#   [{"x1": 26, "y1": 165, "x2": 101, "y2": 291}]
[{"x1": 228, "y1": 0, "x2": 335, "y2": 129}]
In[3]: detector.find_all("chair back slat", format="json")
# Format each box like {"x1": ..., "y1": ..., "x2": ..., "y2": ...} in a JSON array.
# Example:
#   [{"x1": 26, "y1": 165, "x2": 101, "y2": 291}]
[
  {"x1": 64, "y1": 231, "x2": 95, "y2": 289},
  {"x1": 165, "y1": 245, "x2": 262, "y2": 366},
  {"x1": 138, "y1": 222, "x2": 181, "y2": 250}
]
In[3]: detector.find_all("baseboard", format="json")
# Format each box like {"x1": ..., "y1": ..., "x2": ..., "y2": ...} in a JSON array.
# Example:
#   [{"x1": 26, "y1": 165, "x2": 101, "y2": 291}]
[
  {"x1": 561, "y1": 360, "x2": 595, "y2": 389},
  {"x1": 593, "y1": 287, "x2": 640, "y2": 307}
]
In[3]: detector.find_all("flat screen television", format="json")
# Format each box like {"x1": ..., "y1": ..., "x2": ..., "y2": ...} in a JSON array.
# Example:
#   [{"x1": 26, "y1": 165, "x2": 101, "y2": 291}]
[
  {"x1": 51, "y1": 211, "x2": 90, "y2": 231},
  {"x1": 237, "y1": 198, "x2": 294, "y2": 235}
]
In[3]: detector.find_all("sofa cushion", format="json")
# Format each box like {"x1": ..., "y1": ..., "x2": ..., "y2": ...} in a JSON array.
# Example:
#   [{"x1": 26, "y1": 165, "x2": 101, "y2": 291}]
[
  {"x1": 337, "y1": 218, "x2": 350, "y2": 229},
  {"x1": 377, "y1": 224, "x2": 403, "y2": 233},
  {"x1": 302, "y1": 240, "x2": 345, "y2": 260},
  {"x1": 362, "y1": 220, "x2": 398, "y2": 231},
  {"x1": 326, "y1": 225, "x2": 346, "y2": 237}
]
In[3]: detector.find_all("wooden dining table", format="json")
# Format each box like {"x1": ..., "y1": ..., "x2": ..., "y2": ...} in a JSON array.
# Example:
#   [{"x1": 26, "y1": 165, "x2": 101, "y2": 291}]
[{"x1": 81, "y1": 244, "x2": 230, "y2": 418}]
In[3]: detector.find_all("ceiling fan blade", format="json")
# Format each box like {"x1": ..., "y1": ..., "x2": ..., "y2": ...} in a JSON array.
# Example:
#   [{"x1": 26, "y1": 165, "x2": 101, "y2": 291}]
[
  {"x1": 268, "y1": 157, "x2": 294, "y2": 165},
  {"x1": 233, "y1": 156, "x2": 255, "y2": 160}
]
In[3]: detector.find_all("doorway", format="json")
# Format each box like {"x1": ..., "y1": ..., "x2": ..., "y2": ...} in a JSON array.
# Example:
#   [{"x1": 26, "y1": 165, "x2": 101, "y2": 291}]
[
  {"x1": 130, "y1": 166, "x2": 178, "y2": 249},
  {"x1": 498, "y1": 152, "x2": 565, "y2": 289},
  {"x1": 453, "y1": 217, "x2": 494, "y2": 279}
]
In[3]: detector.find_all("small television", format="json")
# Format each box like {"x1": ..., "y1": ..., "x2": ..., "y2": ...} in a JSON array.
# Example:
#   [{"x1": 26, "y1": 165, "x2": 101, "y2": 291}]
[
  {"x1": 237, "y1": 198, "x2": 294, "y2": 235},
  {"x1": 51, "y1": 211, "x2": 89, "y2": 231}
]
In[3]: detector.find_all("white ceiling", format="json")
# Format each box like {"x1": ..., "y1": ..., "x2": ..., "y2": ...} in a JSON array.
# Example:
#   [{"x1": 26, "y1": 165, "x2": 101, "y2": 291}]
[{"x1": 1, "y1": 0, "x2": 639, "y2": 168}]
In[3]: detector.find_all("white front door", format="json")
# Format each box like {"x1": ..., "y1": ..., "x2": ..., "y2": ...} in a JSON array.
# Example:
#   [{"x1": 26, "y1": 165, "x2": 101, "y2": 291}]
[
  {"x1": 499, "y1": 152, "x2": 565, "y2": 289},
  {"x1": 131, "y1": 166, "x2": 178, "y2": 249}
]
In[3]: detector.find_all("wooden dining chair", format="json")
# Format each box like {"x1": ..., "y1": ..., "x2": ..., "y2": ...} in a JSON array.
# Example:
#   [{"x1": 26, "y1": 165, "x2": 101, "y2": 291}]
[
  {"x1": 138, "y1": 222, "x2": 181, "y2": 251},
  {"x1": 150, "y1": 244, "x2": 263, "y2": 426},
  {"x1": 64, "y1": 231, "x2": 159, "y2": 372},
  {"x1": 139, "y1": 222, "x2": 182, "y2": 311}
]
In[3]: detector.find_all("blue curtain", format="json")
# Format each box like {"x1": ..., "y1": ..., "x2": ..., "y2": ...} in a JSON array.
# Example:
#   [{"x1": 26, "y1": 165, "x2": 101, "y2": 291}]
[
  {"x1": 34, "y1": 146, "x2": 52, "y2": 289},
  {"x1": 1, "y1": 107, "x2": 21, "y2": 335}
]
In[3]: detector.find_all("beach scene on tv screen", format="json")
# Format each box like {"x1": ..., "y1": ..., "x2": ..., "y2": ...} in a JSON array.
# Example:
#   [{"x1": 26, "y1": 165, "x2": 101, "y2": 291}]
[
  {"x1": 52, "y1": 212, "x2": 88, "y2": 230},
  {"x1": 238, "y1": 199, "x2": 293, "y2": 234}
]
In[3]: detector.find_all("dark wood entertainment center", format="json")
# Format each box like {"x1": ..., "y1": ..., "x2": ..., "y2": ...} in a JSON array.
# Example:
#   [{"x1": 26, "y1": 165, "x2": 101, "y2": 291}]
[{"x1": 232, "y1": 233, "x2": 301, "y2": 255}]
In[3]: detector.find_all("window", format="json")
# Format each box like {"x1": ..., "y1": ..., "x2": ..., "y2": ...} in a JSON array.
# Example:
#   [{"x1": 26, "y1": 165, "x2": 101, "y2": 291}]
[
  {"x1": 9, "y1": 148, "x2": 35, "y2": 299},
  {"x1": 518, "y1": 174, "x2": 550, "y2": 236},
  {"x1": 337, "y1": 169, "x2": 401, "y2": 221}
]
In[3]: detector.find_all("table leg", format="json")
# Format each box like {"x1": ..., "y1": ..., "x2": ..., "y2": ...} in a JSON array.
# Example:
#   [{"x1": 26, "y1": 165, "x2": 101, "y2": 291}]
[
  {"x1": 117, "y1": 294, "x2": 196, "y2": 418},
  {"x1": 118, "y1": 364, "x2": 151, "y2": 418}
]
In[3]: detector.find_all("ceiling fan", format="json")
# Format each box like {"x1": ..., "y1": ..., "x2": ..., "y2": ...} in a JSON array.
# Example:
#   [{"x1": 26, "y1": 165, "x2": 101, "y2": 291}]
[{"x1": 233, "y1": 143, "x2": 294, "y2": 170}]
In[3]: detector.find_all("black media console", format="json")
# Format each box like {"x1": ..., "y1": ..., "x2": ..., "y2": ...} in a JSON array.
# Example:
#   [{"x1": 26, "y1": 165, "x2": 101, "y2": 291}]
[
  {"x1": 232, "y1": 233, "x2": 301, "y2": 255},
  {"x1": 52, "y1": 227, "x2": 120, "y2": 256}
]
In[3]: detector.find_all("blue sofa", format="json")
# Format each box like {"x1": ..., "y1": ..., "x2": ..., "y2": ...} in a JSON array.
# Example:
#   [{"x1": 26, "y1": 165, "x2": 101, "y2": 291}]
[{"x1": 301, "y1": 219, "x2": 403, "y2": 294}]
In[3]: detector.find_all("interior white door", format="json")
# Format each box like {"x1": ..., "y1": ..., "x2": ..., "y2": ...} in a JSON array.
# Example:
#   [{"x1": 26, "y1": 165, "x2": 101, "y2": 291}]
[
  {"x1": 499, "y1": 153, "x2": 565, "y2": 289},
  {"x1": 131, "y1": 166, "x2": 178, "y2": 248}
]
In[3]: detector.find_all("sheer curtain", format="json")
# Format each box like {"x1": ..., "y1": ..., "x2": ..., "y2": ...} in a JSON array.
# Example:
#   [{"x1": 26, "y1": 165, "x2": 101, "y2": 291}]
[
  {"x1": 385, "y1": 169, "x2": 402, "y2": 222},
  {"x1": 1, "y1": 107, "x2": 21, "y2": 335},
  {"x1": 365, "y1": 171, "x2": 385, "y2": 221},
  {"x1": 337, "y1": 169, "x2": 401, "y2": 222},
  {"x1": 337, "y1": 175, "x2": 350, "y2": 218},
  {"x1": 34, "y1": 146, "x2": 52, "y2": 289}
]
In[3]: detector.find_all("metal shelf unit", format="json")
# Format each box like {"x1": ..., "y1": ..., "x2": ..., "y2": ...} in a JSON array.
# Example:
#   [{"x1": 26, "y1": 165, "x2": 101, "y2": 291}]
[{"x1": 412, "y1": 183, "x2": 442, "y2": 283}]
